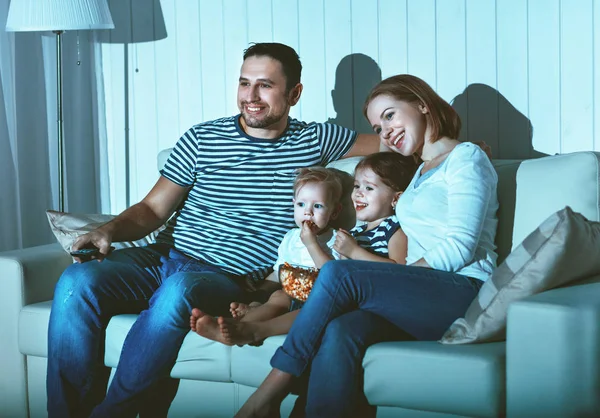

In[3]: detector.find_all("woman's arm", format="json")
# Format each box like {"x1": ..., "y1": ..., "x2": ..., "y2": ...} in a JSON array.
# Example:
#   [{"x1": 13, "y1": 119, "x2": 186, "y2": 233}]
[
  {"x1": 419, "y1": 145, "x2": 497, "y2": 272},
  {"x1": 333, "y1": 229, "x2": 407, "y2": 264}
]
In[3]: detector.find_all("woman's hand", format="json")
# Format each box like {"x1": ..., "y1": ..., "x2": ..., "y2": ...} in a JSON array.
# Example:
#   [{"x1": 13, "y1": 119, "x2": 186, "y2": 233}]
[{"x1": 333, "y1": 229, "x2": 359, "y2": 258}]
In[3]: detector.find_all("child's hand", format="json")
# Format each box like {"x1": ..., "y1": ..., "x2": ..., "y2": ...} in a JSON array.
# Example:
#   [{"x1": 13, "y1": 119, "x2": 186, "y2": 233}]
[
  {"x1": 300, "y1": 220, "x2": 318, "y2": 245},
  {"x1": 333, "y1": 229, "x2": 358, "y2": 258}
]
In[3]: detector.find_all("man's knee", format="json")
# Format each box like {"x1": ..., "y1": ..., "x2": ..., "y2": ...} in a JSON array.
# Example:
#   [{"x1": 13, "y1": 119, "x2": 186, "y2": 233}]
[{"x1": 54, "y1": 262, "x2": 106, "y2": 300}]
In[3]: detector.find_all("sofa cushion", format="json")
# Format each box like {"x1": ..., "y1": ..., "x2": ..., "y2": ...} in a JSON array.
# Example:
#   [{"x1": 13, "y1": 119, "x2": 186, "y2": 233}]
[
  {"x1": 441, "y1": 207, "x2": 600, "y2": 344},
  {"x1": 231, "y1": 336, "x2": 286, "y2": 387},
  {"x1": 103, "y1": 315, "x2": 232, "y2": 382},
  {"x1": 511, "y1": 151, "x2": 600, "y2": 248},
  {"x1": 46, "y1": 210, "x2": 163, "y2": 253},
  {"x1": 19, "y1": 302, "x2": 232, "y2": 383},
  {"x1": 363, "y1": 341, "x2": 506, "y2": 418},
  {"x1": 232, "y1": 336, "x2": 505, "y2": 417}
]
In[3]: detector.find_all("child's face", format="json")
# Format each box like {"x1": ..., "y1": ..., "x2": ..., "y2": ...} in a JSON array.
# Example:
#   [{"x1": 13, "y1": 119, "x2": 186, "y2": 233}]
[
  {"x1": 293, "y1": 182, "x2": 338, "y2": 233},
  {"x1": 352, "y1": 168, "x2": 401, "y2": 223}
]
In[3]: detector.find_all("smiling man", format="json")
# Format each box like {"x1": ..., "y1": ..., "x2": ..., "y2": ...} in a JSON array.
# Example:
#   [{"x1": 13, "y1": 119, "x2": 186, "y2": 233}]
[{"x1": 46, "y1": 42, "x2": 380, "y2": 418}]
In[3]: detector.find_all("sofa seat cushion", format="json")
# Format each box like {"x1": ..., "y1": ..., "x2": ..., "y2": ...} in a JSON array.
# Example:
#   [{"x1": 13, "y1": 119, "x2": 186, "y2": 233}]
[
  {"x1": 363, "y1": 341, "x2": 506, "y2": 418},
  {"x1": 19, "y1": 301, "x2": 232, "y2": 383},
  {"x1": 231, "y1": 335, "x2": 286, "y2": 387},
  {"x1": 104, "y1": 314, "x2": 232, "y2": 382},
  {"x1": 232, "y1": 336, "x2": 505, "y2": 417}
]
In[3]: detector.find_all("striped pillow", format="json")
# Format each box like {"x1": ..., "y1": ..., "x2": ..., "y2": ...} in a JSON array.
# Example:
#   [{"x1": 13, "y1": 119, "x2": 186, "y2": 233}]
[{"x1": 440, "y1": 206, "x2": 600, "y2": 344}]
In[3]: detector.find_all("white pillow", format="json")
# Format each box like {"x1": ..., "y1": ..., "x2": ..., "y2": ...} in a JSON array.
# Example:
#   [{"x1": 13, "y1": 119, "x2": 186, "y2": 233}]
[
  {"x1": 46, "y1": 210, "x2": 163, "y2": 252},
  {"x1": 441, "y1": 206, "x2": 600, "y2": 344}
]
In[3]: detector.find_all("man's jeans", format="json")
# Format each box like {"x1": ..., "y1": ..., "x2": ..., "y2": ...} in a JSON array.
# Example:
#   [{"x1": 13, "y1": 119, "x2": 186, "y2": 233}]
[
  {"x1": 47, "y1": 244, "x2": 250, "y2": 418},
  {"x1": 271, "y1": 260, "x2": 483, "y2": 418}
]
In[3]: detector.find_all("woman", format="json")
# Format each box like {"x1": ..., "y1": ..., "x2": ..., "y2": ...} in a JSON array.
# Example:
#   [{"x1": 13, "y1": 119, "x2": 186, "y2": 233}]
[{"x1": 236, "y1": 74, "x2": 499, "y2": 418}]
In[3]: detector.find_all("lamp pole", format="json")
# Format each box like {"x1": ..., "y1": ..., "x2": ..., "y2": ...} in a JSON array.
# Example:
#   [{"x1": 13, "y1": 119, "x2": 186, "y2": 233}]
[{"x1": 54, "y1": 30, "x2": 65, "y2": 212}]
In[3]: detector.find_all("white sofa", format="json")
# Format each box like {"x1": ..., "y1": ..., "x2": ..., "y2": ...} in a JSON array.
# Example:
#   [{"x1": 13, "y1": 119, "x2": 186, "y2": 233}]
[{"x1": 1, "y1": 151, "x2": 600, "y2": 418}]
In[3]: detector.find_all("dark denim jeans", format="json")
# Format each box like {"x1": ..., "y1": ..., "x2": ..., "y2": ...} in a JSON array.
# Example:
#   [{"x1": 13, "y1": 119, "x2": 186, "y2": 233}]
[
  {"x1": 271, "y1": 260, "x2": 483, "y2": 418},
  {"x1": 47, "y1": 244, "x2": 250, "y2": 418}
]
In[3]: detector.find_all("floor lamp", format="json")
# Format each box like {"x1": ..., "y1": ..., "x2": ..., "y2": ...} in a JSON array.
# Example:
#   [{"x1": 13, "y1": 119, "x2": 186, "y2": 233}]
[{"x1": 6, "y1": 0, "x2": 114, "y2": 212}]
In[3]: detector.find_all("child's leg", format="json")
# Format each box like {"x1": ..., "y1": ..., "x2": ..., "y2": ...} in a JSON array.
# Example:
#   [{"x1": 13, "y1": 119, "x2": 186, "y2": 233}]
[
  {"x1": 219, "y1": 309, "x2": 300, "y2": 346},
  {"x1": 191, "y1": 291, "x2": 293, "y2": 345},
  {"x1": 237, "y1": 290, "x2": 292, "y2": 323},
  {"x1": 230, "y1": 301, "x2": 263, "y2": 320}
]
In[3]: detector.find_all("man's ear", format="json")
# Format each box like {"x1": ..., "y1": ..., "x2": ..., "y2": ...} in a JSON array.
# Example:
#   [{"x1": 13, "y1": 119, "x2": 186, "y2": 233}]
[{"x1": 289, "y1": 83, "x2": 303, "y2": 106}]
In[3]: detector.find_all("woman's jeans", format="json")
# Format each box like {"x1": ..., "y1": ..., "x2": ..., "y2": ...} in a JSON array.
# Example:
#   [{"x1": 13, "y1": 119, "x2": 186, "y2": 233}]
[
  {"x1": 271, "y1": 260, "x2": 483, "y2": 418},
  {"x1": 47, "y1": 244, "x2": 250, "y2": 418}
]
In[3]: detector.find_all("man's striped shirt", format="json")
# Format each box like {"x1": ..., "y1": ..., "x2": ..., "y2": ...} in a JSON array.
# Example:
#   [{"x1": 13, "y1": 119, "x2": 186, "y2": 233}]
[{"x1": 157, "y1": 115, "x2": 357, "y2": 282}]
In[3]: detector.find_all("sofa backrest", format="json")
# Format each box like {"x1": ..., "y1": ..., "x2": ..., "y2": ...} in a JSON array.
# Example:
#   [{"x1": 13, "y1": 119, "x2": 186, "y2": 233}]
[
  {"x1": 507, "y1": 151, "x2": 600, "y2": 251},
  {"x1": 157, "y1": 148, "x2": 600, "y2": 266}
]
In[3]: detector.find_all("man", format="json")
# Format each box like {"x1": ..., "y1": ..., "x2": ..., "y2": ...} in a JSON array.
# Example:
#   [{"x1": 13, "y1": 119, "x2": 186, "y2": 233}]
[{"x1": 46, "y1": 42, "x2": 380, "y2": 418}]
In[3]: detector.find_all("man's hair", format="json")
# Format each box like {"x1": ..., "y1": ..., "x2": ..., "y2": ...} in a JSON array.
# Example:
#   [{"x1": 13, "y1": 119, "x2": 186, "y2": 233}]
[
  {"x1": 355, "y1": 152, "x2": 417, "y2": 192},
  {"x1": 363, "y1": 74, "x2": 461, "y2": 142},
  {"x1": 293, "y1": 167, "x2": 343, "y2": 204},
  {"x1": 243, "y1": 43, "x2": 302, "y2": 92}
]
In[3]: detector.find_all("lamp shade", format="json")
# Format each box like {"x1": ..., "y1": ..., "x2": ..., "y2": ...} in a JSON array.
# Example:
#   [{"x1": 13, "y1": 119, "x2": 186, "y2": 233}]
[{"x1": 6, "y1": 0, "x2": 115, "y2": 32}]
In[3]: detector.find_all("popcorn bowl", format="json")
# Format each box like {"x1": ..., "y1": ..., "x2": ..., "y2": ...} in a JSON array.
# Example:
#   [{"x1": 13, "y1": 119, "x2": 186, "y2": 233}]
[{"x1": 278, "y1": 262, "x2": 319, "y2": 302}]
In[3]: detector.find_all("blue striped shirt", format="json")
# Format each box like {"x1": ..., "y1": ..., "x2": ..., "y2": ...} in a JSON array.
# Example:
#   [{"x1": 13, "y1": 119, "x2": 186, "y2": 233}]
[
  {"x1": 156, "y1": 115, "x2": 357, "y2": 282},
  {"x1": 349, "y1": 215, "x2": 401, "y2": 257}
]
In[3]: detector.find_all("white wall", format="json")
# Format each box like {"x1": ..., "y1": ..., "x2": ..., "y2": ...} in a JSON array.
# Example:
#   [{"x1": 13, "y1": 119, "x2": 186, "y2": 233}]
[{"x1": 101, "y1": 0, "x2": 600, "y2": 213}]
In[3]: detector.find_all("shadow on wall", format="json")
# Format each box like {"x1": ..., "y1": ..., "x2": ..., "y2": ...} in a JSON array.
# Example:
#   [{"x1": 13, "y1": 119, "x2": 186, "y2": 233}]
[
  {"x1": 327, "y1": 53, "x2": 382, "y2": 134},
  {"x1": 97, "y1": 0, "x2": 167, "y2": 207},
  {"x1": 97, "y1": 0, "x2": 167, "y2": 44},
  {"x1": 452, "y1": 84, "x2": 548, "y2": 263},
  {"x1": 451, "y1": 83, "x2": 547, "y2": 160}
]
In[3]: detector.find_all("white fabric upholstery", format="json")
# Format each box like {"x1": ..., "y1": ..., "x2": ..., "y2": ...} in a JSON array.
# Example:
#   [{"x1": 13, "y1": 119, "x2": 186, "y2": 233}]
[
  {"x1": 363, "y1": 341, "x2": 506, "y2": 417},
  {"x1": 506, "y1": 277, "x2": 600, "y2": 416},
  {"x1": 3, "y1": 151, "x2": 600, "y2": 418},
  {"x1": 511, "y1": 152, "x2": 600, "y2": 246},
  {"x1": 104, "y1": 315, "x2": 233, "y2": 382}
]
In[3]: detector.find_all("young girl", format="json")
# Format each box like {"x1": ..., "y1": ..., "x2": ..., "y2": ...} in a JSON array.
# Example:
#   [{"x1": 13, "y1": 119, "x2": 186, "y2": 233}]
[{"x1": 190, "y1": 153, "x2": 416, "y2": 346}]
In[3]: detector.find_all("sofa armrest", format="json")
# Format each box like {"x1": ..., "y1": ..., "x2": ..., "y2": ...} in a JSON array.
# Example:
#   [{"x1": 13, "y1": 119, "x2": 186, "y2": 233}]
[
  {"x1": 506, "y1": 277, "x2": 600, "y2": 417},
  {"x1": 0, "y1": 243, "x2": 71, "y2": 417}
]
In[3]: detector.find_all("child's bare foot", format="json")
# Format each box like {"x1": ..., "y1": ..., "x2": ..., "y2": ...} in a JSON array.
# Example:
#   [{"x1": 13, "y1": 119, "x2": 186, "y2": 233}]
[
  {"x1": 230, "y1": 301, "x2": 262, "y2": 320},
  {"x1": 192, "y1": 311, "x2": 233, "y2": 346},
  {"x1": 190, "y1": 307, "x2": 205, "y2": 332},
  {"x1": 219, "y1": 317, "x2": 263, "y2": 346}
]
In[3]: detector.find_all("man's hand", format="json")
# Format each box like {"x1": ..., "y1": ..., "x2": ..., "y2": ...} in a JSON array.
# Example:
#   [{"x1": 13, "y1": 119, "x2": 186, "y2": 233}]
[
  {"x1": 70, "y1": 228, "x2": 114, "y2": 263},
  {"x1": 473, "y1": 141, "x2": 492, "y2": 159},
  {"x1": 333, "y1": 229, "x2": 359, "y2": 258}
]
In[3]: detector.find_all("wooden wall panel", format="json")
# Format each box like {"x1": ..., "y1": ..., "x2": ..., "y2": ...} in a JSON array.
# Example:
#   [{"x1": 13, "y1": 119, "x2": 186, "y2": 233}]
[
  {"x1": 528, "y1": 0, "x2": 561, "y2": 155},
  {"x1": 560, "y1": 0, "x2": 594, "y2": 153},
  {"x1": 101, "y1": 0, "x2": 600, "y2": 209}
]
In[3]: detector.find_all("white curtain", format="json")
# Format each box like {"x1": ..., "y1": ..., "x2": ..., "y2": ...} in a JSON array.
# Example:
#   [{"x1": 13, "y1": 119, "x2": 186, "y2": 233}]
[{"x1": 0, "y1": 0, "x2": 111, "y2": 252}]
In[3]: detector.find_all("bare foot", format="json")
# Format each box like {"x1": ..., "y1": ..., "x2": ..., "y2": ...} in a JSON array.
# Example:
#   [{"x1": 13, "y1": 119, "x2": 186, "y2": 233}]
[
  {"x1": 235, "y1": 396, "x2": 279, "y2": 418},
  {"x1": 219, "y1": 317, "x2": 263, "y2": 346},
  {"x1": 189, "y1": 308, "x2": 205, "y2": 332},
  {"x1": 235, "y1": 369, "x2": 293, "y2": 417},
  {"x1": 192, "y1": 312, "x2": 233, "y2": 346},
  {"x1": 230, "y1": 301, "x2": 262, "y2": 320}
]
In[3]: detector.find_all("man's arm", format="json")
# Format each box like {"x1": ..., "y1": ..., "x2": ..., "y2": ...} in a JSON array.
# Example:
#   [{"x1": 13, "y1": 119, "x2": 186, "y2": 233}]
[
  {"x1": 72, "y1": 176, "x2": 189, "y2": 258},
  {"x1": 342, "y1": 133, "x2": 389, "y2": 158}
]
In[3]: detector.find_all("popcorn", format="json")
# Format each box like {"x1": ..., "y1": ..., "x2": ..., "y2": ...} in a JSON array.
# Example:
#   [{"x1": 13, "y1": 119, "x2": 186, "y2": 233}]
[{"x1": 279, "y1": 262, "x2": 319, "y2": 302}]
